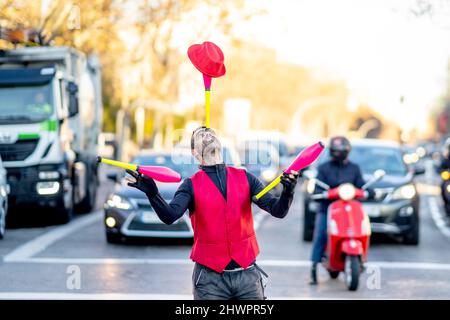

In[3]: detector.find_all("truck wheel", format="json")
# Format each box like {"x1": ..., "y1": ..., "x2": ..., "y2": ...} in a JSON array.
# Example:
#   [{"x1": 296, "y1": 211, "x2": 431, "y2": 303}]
[
  {"x1": 403, "y1": 213, "x2": 420, "y2": 245},
  {"x1": 303, "y1": 204, "x2": 315, "y2": 242},
  {"x1": 55, "y1": 181, "x2": 73, "y2": 224},
  {"x1": 76, "y1": 169, "x2": 98, "y2": 214},
  {"x1": 344, "y1": 255, "x2": 360, "y2": 291}
]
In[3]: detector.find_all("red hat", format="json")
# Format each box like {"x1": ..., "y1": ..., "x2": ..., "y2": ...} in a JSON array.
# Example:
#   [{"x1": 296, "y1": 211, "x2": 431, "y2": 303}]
[{"x1": 187, "y1": 41, "x2": 226, "y2": 78}]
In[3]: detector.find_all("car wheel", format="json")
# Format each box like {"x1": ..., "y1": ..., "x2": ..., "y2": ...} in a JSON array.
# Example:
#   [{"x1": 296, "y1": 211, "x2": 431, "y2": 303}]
[
  {"x1": 403, "y1": 213, "x2": 420, "y2": 245},
  {"x1": 0, "y1": 206, "x2": 5, "y2": 239},
  {"x1": 344, "y1": 255, "x2": 360, "y2": 291},
  {"x1": 106, "y1": 232, "x2": 124, "y2": 244},
  {"x1": 445, "y1": 203, "x2": 450, "y2": 218},
  {"x1": 303, "y1": 202, "x2": 315, "y2": 242}
]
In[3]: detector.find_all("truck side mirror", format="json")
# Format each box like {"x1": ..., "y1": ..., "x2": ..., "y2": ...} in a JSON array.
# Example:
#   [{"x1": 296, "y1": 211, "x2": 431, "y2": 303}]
[{"x1": 67, "y1": 82, "x2": 79, "y2": 117}]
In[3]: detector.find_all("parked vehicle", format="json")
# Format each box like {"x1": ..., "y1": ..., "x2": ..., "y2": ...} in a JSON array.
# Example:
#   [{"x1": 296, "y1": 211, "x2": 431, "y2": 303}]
[
  {"x1": 238, "y1": 141, "x2": 283, "y2": 194},
  {"x1": 104, "y1": 150, "x2": 198, "y2": 243},
  {"x1": 303, "y1": 139, "x2": 422, "y2": 245},
  {"x1": 0, "y1": 44, "x2": 103, "y2": 223},
  {"x1": 238, "y1": 131, "x2": 291, "y2": 168},
  {"x1": 440, "y1": 170, "x2": 450, "y2": 217},
  {"x1": 0, "y1": 157, "x2": 10, "y2": 239},
  {"x1": 98, "y1": 132, "x2": 117, "y2": 160},
  {"x1": 309, "y1": 169, "x2": 384, "y2": 290}
]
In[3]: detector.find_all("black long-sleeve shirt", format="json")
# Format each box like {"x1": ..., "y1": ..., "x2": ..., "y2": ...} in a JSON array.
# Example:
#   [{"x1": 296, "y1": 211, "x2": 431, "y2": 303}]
[
  {"x1": 147, "y1": 164, "x2": 294, "y2": 225},
  {"x1": 314, "y1": 160, "x2": 372, "y2": 213}
]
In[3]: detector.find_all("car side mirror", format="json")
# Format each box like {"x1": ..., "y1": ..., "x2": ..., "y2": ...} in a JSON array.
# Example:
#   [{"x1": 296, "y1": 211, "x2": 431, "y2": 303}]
[
  {"x1": 67, "y1": 81, "x2": 79, "y2": 117},
  {"x1": 413, "y1": 165, "x2": 425, "y2": 176},
  {"x1": 106, "y1": 172, "x2": 118, "y2": 182}
]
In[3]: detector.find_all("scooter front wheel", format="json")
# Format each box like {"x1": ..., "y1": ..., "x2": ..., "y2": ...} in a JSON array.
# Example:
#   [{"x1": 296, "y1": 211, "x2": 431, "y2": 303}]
[
  {"x1": 344, "y1": 255, "x2": 360, "y2": 291},
  {"x1": 328, "y1": 270, "x2": 340, "y2": 279}
]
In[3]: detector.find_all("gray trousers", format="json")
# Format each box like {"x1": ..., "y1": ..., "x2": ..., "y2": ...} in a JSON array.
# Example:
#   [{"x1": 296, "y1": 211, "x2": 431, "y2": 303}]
[{"x1": 192, "y1": 263, "x2": 268, "y2": 300}]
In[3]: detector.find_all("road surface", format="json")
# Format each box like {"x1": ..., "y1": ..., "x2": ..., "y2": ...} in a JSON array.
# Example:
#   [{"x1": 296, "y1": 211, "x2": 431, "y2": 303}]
[{"x1": 0, "y1": 162, "x2": 450, "y2": 299}]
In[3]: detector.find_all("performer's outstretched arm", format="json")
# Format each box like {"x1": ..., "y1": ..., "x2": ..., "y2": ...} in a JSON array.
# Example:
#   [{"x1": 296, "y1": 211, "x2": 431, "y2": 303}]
[{"x1": 248, "y1": 171, "x2": 299, "y2": 219}]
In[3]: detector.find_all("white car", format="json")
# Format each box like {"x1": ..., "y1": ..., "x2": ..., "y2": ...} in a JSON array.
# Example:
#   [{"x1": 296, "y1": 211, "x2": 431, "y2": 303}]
[{"x1": 0, "y1": 156, "x2": 10, "y2": 239}]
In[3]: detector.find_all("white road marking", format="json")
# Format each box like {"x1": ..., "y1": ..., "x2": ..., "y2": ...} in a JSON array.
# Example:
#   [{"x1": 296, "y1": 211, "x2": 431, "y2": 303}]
[
  {"x1": 3, "y1": 208, "x2": 266, "y2": 263},
  {"x1": 8, "y1": 257, "x2": 450, "y2": 271},
  {"x1": 3, "y1": 211, "x2": 102, "y2": 263},
  {"x1": 17, "y1": 257, "x2": 194, "y2": 265},
  {"x1": 0, "y1": 292, "x2": 343, "y2": 300},
  {"x1": 427, "y1": 197, "x2": 450, "y2": 238}
]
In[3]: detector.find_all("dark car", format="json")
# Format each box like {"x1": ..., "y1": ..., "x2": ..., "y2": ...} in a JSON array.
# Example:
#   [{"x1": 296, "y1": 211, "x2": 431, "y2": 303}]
[
  {"x1": 302, "y1": 139, "x2": 422, "y2": 245},
  {"x1": 104, "y1": 150, "x2": 198, "y2": 243}
]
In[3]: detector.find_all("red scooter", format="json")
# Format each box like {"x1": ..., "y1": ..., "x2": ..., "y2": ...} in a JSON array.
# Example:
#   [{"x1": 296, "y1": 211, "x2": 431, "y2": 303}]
[{"x1": 310, "y1": 169, "x2": 385, "y2": 291}]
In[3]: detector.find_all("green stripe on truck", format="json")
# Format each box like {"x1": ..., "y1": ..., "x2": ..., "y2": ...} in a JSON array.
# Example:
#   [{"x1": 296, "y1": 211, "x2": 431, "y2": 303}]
[
  {"x1": 18, "y1": 133, "x2": 40, "y2": 140},
  {"x1": 40, "y1": 119, "x2": 57, "y2": 132}
]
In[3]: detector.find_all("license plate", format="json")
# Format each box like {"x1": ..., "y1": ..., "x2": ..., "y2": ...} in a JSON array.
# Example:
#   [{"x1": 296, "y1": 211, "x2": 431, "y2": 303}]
[
  {"x1": 140, "y1": 211, "x2": 162, "y2": 224},
  {"x1": 363, "y1": 205, "x2": 381, "y2": 217}
]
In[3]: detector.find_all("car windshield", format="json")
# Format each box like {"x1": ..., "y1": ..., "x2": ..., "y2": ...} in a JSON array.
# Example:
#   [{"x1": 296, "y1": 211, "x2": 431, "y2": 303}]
[
  {"x1": 317, "y1": 145, "x2": 408, "y2": 176},
  {"x1": 244, "y1": 139, "x2": 289, "y2": 158},
  {"x1": 0, "y1": 83, "x2": 54, "y2": 124},
  {"x1": 132, "y1": 153, "x2": 198, "y2": 178},
  {"x1": 239, "y1": 146, "x2": 278, "y2": 169}
]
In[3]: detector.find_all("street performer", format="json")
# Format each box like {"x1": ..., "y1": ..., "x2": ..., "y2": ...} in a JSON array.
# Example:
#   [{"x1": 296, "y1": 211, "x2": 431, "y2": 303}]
[{"x1": 126, "y1": 126, "x2": 300, "y2": 300}]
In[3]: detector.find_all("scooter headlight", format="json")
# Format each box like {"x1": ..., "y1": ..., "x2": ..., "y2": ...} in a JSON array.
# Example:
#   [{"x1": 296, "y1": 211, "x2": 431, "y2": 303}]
[{"x1": 338, "y1": 183, "x2": 356, "y2": 201}]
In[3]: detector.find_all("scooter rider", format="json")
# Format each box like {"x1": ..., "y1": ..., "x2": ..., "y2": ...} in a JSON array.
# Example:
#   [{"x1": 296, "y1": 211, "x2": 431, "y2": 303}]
[
  {"x1": 126, "y1": 127, "x2": 300, "y2": 300},
  {"x1": 309, "y1": 136, "x2": 375, "y2": 285}
]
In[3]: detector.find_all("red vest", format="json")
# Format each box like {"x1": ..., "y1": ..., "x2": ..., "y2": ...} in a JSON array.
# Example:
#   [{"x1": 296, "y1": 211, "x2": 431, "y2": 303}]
[{"x1": 189, "y1": 167, "x2": 260, "y2": 272}]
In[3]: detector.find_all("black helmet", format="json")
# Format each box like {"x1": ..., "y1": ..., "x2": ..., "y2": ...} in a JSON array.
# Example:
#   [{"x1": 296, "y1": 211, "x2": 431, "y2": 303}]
[{"x1": 329, "y1": 136, "x2": 351, "y2": 163}]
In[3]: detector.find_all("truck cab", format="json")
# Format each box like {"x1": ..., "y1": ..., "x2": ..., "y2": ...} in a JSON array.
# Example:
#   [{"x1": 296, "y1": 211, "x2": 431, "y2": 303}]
[{"x1": 0, "y1": 46, "x2": 102, "y2": 222}]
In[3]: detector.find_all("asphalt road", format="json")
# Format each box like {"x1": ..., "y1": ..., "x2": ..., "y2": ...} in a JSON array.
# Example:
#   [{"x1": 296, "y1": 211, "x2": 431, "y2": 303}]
[{"x1": 1, "y1": 162, "x2": 450, "y2": 299}]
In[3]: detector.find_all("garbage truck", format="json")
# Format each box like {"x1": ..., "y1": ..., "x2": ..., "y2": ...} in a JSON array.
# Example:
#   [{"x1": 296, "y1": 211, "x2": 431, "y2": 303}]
[{"x1": 0, "y1": 43, "x2": 103, "y2": 223}]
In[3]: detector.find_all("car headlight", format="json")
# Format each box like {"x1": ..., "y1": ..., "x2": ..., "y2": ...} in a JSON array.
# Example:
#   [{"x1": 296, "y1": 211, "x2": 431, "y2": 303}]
[
  {"x1": 306, "y1": 179, "x2": 316, "y2": 194},
  {"x1": 338, "y1": 183, "x2": 356, "y2": 201},
  {"x1": 39, "y1": 171, "x2": 60, "y2": 180},
  {"x1": 105, "y1": 216, "x2": 117, "y2": 228},
  {"x1": 261, "y1": 168, "x2": 277, "y2": 182},
  {"x1": 106, "y1": 195, "x2": 133, "y2": 210},
  {"x1": 392, "y1": 184, "x2": 416, "y2": 200}
]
